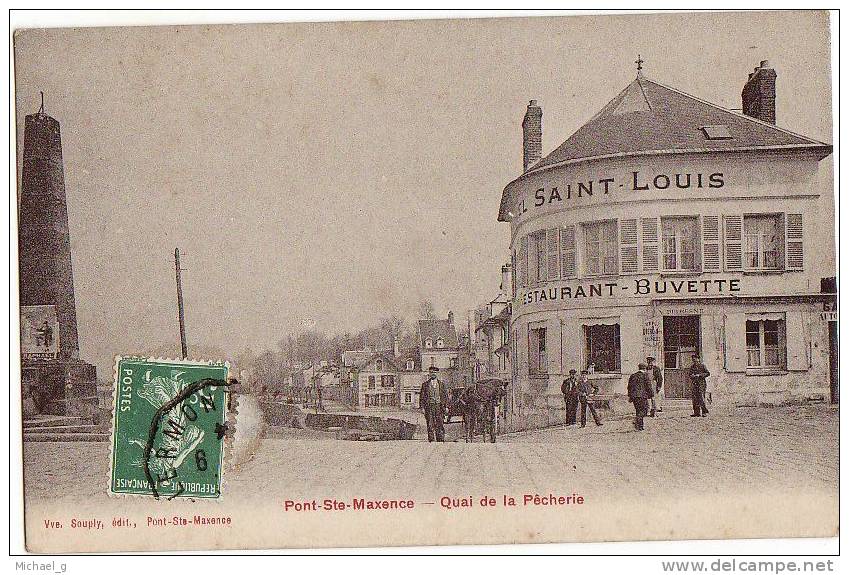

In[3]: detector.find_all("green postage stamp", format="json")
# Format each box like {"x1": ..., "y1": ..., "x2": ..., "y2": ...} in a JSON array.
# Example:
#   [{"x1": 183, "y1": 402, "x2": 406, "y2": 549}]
[{"x1": 109, "y1": 357, "x2": 231, "y2": 499}]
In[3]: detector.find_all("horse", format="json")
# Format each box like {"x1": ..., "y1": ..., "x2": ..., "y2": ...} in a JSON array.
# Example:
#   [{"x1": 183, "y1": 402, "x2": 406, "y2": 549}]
[{"x1": 459, "y1": 380, "x2": 509, "y2": 443}]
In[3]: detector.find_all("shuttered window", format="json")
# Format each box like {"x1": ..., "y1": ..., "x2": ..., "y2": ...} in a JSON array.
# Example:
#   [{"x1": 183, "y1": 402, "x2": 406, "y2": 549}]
[
  {"x1": 744, "y1": 214, "x2": 781, "y2": 270},
  {"x1": 560, "y1": 226, "x2": 576, "y2": 277},
  {"x1": 584, "y1": 220, "x2": 618, "y2": 276},
  {"x1": 518, "y1": 235, "x2": 528, "y2": 287},
  {"x1": 723, "y1": 215, "x2": 743, "y2": 271},
  {"x1": 701, "y1": 215, "x2": 721, "y2": 271},
  {"x1": 546, "y1": 229, "x2": 560, "y2": 280},
  {"x1": 661, "y1": 217, "x2": 699, "y2": 271},
  {"x1": 785, "y1": 213, "x2": 804, "y2": 270},
  {"x1": 619, "y1": 218, "x2": 638, "y2": 273},
  {"x1": 641, "y1": 217, "x2": 659, "y2": 272}
]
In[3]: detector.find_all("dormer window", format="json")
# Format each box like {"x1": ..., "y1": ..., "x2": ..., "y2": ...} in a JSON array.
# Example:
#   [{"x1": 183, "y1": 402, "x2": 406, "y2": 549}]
[
  {"x1": 425, "y1": 337, "x2": 433, "y2": 348},
  {"x1": 436, "y1": 337, "x2": 444, "y2": 348}
]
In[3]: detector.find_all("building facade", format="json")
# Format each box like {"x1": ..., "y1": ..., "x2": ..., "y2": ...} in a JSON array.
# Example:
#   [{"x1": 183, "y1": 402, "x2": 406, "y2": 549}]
[{"x1": 499, "y1": 62, "x2": 834, "y2": 428}]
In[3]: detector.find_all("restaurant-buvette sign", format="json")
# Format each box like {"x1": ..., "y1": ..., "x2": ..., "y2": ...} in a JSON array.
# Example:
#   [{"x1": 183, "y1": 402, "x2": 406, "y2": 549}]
[{"x1": 519, "y1": 277, "x2": 741, "y2": 306}]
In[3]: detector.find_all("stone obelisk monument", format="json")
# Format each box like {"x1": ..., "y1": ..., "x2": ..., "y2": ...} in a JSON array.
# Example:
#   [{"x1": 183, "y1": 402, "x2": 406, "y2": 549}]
[{"x1": 19, "y1": 96, "x2": 96, "y2": 415}]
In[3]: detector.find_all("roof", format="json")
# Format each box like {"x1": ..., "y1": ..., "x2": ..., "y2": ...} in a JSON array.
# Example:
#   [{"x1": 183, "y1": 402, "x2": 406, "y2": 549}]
[
  {"x1": 418, "y1": 319, "x2": 459, "y2": 349},
  {"x1": 499, "y1": 75, "x2": 832, "y2": 221}
]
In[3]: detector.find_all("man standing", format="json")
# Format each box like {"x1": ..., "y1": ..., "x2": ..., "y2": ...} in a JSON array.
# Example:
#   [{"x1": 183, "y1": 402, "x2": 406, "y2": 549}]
[
  {"x1": 689, "y1": 354, "x2": 711, "y2": 417},
  {"x1": 420, "y1": 367, "x2": 448, "y2": 442},
  {"x1": 646, "y1": 356, "x2": 663, "y2": 416},
  {"x1": 560, "y1": 369, "x2": 579, "y2": 426},
  {"x1": 577, "y1": 370, "x2": 602, "y2": 427},
  {"x1": 628, "y1": 363, "x2": 654, "y2": 431}
]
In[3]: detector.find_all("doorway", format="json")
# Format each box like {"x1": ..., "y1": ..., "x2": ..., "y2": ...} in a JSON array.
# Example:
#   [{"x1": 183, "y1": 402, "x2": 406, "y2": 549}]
[{"x1": 663, "y1": 315, "x2": 701, "y2": 399}]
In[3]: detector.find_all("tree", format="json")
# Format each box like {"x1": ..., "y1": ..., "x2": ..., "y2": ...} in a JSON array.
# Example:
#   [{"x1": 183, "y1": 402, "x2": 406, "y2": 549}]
[{"x1": 418, "y1": 300, "x2": 436, "y2": 320}]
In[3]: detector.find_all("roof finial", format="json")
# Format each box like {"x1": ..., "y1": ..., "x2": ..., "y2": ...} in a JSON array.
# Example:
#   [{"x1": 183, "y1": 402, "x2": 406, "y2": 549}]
[
  {"x1": 635, "y1": 54, "x2": 644, "y2": 77},
  {"x1": 38, "y1": 91, "x2": 45, "y2": 115}
]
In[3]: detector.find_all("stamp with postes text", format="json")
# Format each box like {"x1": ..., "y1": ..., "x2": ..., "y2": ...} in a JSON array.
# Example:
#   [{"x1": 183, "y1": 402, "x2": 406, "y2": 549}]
[{"x1": 109, "y1": 357, "x2": 231, "y2": 499}]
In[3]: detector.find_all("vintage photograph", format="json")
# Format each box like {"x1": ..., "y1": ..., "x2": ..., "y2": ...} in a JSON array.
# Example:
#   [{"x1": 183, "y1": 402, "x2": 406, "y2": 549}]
[{"x1": 13, "y1": 11, "x2": 836, "y2": 552}]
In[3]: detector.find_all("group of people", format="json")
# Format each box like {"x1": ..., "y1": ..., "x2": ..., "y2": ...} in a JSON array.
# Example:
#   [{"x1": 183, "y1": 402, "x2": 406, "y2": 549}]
[
  {"x1": 559, "y1": 368, "x2": 604, "y2": 428},
  {"x1": 562, "y1": 355, "x2": 712, "y2": 432}
]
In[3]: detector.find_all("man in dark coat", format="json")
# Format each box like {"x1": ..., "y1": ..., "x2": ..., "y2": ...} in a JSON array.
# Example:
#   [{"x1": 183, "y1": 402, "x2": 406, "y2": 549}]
[
  {"x1": 560, "y1": 369, "x2": 579, "y2": 426},
  {"x1": 646, "y1": 356, "x2": 664, "y2": 416},
  {"x1": 420, "y1": 367, "x2": 449, "y2": 442},
  {"x1": 577, "y1": 370, "x2": 602, "y2": 427},
  {"x1": 627, "y1": 363, "x2": 654, "y2": 431},
  {"x1": 689, "y1": 355, "x2": 711, "y2": 417}
]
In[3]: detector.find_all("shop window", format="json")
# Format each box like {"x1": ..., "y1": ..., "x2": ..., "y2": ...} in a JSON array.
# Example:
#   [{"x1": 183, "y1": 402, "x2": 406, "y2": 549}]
[
  {"x1": 661, "y1": 217, "x2": 699, "y2": 271},
  {"x1": 584, "y1": 324, "x2": 621, "y2": 373},
  {"x1": 368, "y1": 376, "x2": 375, "y2": 390},
  {"x1": 528, "y1": 326, "x2": 547, "y2": 375},
  {"x1": 583, "y1": 221, "x2": 618, "y2": 276},
  {"x1": 744, "y1": 214, "x2": 781, "y2": 270},
  {"x1": 746, "y1": 316, "x2": 786, "y2": 370}
]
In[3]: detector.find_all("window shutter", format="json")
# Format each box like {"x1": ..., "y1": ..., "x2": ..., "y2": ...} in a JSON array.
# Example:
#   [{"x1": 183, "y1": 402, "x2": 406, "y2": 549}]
[
  {"x1": 724, "y1": 313, "x2": 747, "y2": 373},
  {"x1": 641, "y1": 218, "x2": 659, "y2": 272},
  {"x1": 530, "y1": 231, "x2": 542, "y2": 283},
  {"x1": 619, "y1": 218, "x2": 638, "y2": 273},
  {"x1": 518, "y1": 236, "x2": 528, "y2": 287},
  {"x1": 723, "y1": 215, "x2": 743, "y2": 271},
  {"x1": 785, "y1": 213, "x2": 804, "y2": 271},
  {"x1": 546, "y1": 229, "x2": 560, "y2": 280},
  {"x1": 560, "y1": 226, "x2": 576, "y2": 277},
  {"x1": 701, "y1": 215, "x2": 721, "y2": 272},
  {"x1": 785, "y1": 311, "x2": 808, "y2": 371}
]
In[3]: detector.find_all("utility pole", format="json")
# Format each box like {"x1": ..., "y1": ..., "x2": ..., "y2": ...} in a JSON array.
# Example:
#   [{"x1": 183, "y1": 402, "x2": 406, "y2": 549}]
[{"x1": 174, "y1": 248, "x2": 188, "y2": 359}]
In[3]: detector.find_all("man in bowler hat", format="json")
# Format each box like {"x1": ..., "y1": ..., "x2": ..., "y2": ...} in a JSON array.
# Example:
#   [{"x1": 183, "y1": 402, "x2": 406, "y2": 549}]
[
  {"x1": 420, "y1": 367, "x2": 449, "y2": 441},
  {"x1": 628, "y1": 363, "x2": 654, "y2": 431},
  {"x1": 689, "y1": 354, "x2": 711, "y2": 417},
  {"x1": 560, "y1": 369, "x2": 579, "y2": 426}
]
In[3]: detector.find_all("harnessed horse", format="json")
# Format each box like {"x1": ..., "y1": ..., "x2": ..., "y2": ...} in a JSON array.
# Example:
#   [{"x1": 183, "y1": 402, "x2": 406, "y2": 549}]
[{"x1": 459, "y1": 379, "x2": 509, "y2": 443}]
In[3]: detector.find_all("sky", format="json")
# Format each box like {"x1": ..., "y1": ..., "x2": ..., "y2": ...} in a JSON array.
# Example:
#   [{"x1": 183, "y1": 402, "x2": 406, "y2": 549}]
[{"x1": 14, "y1": 11, "x2": 834, "y2": 377}]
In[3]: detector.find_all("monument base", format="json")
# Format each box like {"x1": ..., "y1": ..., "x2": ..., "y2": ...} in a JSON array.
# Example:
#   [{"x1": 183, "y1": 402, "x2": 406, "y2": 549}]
[{"x1": 22, "y1": 359, "x2": 97, "y2": 416}]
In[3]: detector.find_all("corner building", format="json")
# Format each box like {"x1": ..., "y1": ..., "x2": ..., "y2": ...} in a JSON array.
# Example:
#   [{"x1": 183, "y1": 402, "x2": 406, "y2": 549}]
[{"x1": 499, "y1": 63, "x2": 834, "y2": 426}]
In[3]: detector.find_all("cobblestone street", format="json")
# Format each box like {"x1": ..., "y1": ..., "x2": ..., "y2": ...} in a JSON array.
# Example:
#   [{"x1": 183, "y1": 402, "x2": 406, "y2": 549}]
[{"x1": 24, "y1": 404, "x2": 837, "y2": 504}]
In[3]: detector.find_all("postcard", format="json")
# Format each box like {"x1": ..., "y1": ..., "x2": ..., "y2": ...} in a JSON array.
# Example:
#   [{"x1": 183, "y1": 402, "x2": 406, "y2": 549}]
[{"x1": 14, "y1": 11, "x2": 836, "y2": 552}]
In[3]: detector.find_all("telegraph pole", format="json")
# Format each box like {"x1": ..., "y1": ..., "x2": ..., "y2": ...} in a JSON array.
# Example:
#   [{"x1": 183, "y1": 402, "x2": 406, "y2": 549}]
[{"x1": 174, "y1": 248, "x2": 188, "y2": 359}]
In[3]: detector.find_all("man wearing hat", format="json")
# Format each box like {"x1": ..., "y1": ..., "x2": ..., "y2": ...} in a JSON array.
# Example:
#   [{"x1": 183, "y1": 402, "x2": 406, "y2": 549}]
[
  {"x1": 420, "y1": 367, "x2": 449, "y2": 442},
  {"x1": 688, "y1": 354, "x2": 711, "y2": 417},
  {"x1": 646, "y1": 356, "x2": 664, "y2": 416},
  {"x1": 576, "y1": 370, "x2": 602, "y2": 427},
  {"x1": 628, "y1": 363, "x2": 654, "y2": 431},
  {"x1": 560, "y1": 369, "x2": 579, "y2": 426}
]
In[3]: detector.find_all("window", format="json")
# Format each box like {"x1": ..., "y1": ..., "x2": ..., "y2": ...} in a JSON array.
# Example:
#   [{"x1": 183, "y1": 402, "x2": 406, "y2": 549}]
[
  {"x1": 367, "y1": 375, "x2": 375, "y2": 390},
  {"x1": 662, "y1": 217, "x2": 699, "y2": 271},
  {"x1": 375, "y1": 359, "x2": 383, "y2": 371},
  {"x1": 744, "y1": 215, "x2": 781, "y2": 270},
  {"x1": 430, "y1": 356, "x2": 435, "y2": 367},
  {"x1": 381, "y1": 375, "x2": 394, "y2": 388},
  {"x1": 583, "y1": 221, "x2": 618, "y2": 276},
  {"x1": 701, "y1": 125, "x2": 732, "y2": 140},
  {"x1": 584, "y1": 324, "x2": 621, "y2": 373},
  {"x1": 404, "y1": 393, "x2": 412, "y2": 403},
  {"x1": 450, "y1": 357, "x2": 458, "y2": 368},
  {"x1": 406, "y1": 359, "x2": 414, "y2": 370},
  {"x1": 425, "y1": 337, "x2": 433, "y2": 348},
  {"x1": 528, "y1": 326, "x2": 547, "y2": 375},
  {"x1": 746, "y1": 316, "x2": 786, "y2": 370},
  {"x1": 436, "y1": 337, "x2": 444, "y2": 348}
]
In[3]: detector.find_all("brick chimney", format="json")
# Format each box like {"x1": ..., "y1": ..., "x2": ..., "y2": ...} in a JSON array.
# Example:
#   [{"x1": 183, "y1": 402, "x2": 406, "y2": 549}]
[
  {"x1": 742, "y1": 60, "x2": 777, "y2": 125},
  {"x1": 522, "y1": 100, "x2": 542, "y2": 171}
]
